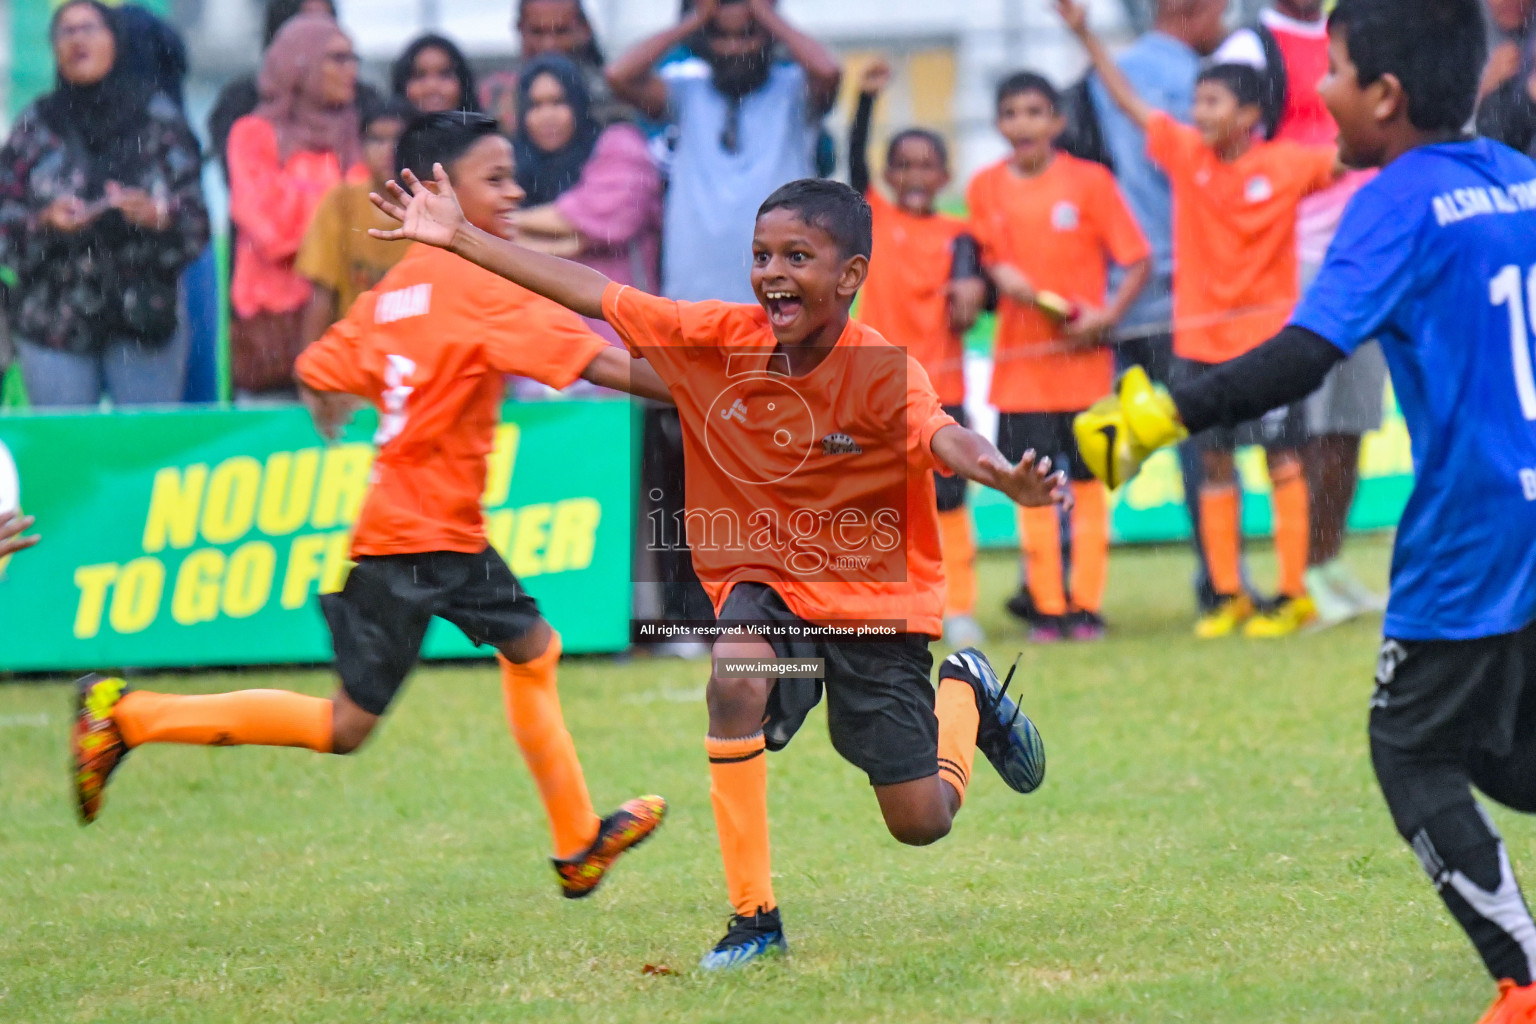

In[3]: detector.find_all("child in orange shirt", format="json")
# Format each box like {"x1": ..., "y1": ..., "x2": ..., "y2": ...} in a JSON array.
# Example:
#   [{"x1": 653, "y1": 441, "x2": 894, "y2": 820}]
[
  {"x1": 71, "y1": 114, "x2": 669, "y2": 900},
  {"x1": 1063, "y1": 0, "x2": 1342, "y2": 638},
  {"x1": 366, "y1": 166, "x2": 1065, "y2": 968},
  {"x1": 968, "y1": 71, "x2": 1152, "y2": 642},
  {"x1": 848, "y1": 59, "x2": 989, "y2": 648}
]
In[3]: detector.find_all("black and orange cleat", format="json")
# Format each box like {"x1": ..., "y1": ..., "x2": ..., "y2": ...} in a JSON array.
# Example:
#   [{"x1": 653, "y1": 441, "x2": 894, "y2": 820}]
[
  {"x1": 552, "y1": 795, "x2": 667, "y2": 899},
  {"x1": 71, "y1": 673, "x2": 131, "y2": 825}
]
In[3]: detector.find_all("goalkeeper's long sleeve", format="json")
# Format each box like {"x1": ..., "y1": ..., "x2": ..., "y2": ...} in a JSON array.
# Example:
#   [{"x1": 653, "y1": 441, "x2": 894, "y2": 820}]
[{"x1": 1169, "y1": 325, "x2": 1346, "y2": 433}]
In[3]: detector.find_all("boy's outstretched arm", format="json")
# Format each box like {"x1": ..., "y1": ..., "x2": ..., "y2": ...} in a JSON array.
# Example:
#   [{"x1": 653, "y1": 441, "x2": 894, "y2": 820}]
[
  {"x1": 931, "y1": 425, "x2": 1068, "y2": 508},
  {"x1": 580, "y1": 347, "x2": 674, "y2": 405},
  {"x1": 371, "y1": 167, "x2": 610, "y2": 320},
  {"x1": 1056, "y1": 0, "x2": 1154, "y2": 131}
]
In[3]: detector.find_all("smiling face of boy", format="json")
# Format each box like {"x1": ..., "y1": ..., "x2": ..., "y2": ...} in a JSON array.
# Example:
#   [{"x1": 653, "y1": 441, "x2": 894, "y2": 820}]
[
  {"x1": 751, "y1": 209, "x2": 867, "y2": 347},
  {"x1": 448, "y1": 135, "x2": 526, "y2": 241}
]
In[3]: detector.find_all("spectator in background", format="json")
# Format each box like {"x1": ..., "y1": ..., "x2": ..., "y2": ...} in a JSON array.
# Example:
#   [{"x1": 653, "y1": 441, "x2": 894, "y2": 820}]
[
  {"x1": 607, "y1": 0, "x2": 841, "y2": 303},
  {"x1": 227, "y1": 14, "x2": 366, "y2": 395},
  {"x1": 481, "y1": 1, "x2": 625, "y2": 134},
  {"x1": 0, "y1": 0, "x2": 208, "y2": 407},
  {"x1": 296, "y1": 98, "x2": 413, "y2": 347},
  {"x1": 510, "y1": 54, "x2": 662, "y2": 346},
  {"x1": 392, "y1": 33, "x2": 480, "y2": 115},
  {"x1": 209, "y1": 0, "x2": 338, "y2": 180},
  {"x1": 1215, "y1": 0, "x2": 1389, "y2": 625},
  {"x1": 1479, "y1": 32, "x2": 1536, "y2": 156},
  {"x1": 115, "y1": 4, "x2": 189, "y2": 110},
  {"x1": 1482, "y1": 0, "x2": 1536, "y2": 97}
]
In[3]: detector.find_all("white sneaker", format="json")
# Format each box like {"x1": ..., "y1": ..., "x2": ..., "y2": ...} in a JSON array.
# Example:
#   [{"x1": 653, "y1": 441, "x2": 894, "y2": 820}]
[
  {"x1": 1303, "y1": 566, "x2": 1357, "y2": 630},
  {"x1": 1322, "y1": 560, "x2": 1387, "y2": 614},
  {"x1": 943, "y1": 613, "x2": 986, "y2": 648}
]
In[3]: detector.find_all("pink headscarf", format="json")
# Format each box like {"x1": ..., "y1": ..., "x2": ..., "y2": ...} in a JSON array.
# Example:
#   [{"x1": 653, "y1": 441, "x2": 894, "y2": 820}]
[{"x1": 254, "y1": 13, "x2": 362, "y2": 168}]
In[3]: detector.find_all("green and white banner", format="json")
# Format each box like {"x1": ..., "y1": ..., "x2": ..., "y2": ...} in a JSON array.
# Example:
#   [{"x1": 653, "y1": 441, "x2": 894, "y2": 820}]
[{"x1": 0, "y1": 401, "x2": 636, "y2": 672}]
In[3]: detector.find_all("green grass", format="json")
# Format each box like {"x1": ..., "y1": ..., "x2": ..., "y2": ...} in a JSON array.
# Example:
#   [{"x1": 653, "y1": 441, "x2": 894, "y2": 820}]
[{"x1": 0, "y1": 537, "x2": 1518, "y2": 1023}]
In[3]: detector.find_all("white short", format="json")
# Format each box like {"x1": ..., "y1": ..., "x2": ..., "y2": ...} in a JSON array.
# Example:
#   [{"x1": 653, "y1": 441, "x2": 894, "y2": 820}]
[{"x1": 1300, "y1": 262, "x2": 1388, "y2": 437}]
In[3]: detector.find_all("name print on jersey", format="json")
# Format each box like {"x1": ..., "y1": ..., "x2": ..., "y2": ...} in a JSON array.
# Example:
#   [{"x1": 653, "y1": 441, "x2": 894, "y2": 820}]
[
  {"x1": 374, "y1": 283, "x2": 433, "y2": 324},
  {"x1": 1432, "y1": 180, "x2": 1536, "y2": 226}
]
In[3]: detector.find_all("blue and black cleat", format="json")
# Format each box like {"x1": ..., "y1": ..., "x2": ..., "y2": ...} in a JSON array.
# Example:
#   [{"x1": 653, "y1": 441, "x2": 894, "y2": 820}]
[
  {"x1": 699, "y1": 906, "x2": 788, "y2": 970},
  {"x1": 940, "y1": 648, "x2": 1046, "y2": 793}
]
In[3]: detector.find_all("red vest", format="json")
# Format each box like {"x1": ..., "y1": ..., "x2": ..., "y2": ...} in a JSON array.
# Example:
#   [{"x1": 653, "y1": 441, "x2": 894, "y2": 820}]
[{"x1": 1270, "y1": 19, "x2": 1337, "y2": 145}]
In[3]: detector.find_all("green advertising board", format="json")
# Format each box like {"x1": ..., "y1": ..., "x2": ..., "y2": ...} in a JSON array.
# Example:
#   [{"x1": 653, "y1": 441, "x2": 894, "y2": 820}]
[{"x1": 0, "y1": 400, "x2": 636, "y2": 672}]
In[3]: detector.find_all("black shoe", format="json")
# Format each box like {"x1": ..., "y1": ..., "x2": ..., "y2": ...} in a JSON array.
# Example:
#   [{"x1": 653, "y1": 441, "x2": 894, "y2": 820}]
[
  {"x1": 699, "y1": 906, "x2": 788, "y2": 970},
  {"x1": 939, "y1": 648, "x2": 1046, "y2": 794},
  {"x1": 1005, "y1": 585, "x2": 1042, "y2": 626},
  {"x1": 1067, "y1": 610, "x2": 1107, "y2": 641}
]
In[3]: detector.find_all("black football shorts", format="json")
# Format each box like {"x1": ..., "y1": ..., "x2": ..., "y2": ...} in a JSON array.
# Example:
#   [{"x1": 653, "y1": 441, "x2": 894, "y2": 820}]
[
  {"x1": 320, "y1": 547, "x2": 543, "y2": 716},
  {"x1": 717, "y1": 582, "x2": 939, "y2": 787}
]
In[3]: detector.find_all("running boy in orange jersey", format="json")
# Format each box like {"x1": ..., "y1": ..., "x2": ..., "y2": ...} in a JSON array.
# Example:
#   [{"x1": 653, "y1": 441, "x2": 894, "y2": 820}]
[
  {"x1": 70, "y1": 113, "x2": 669, "y2": 899},
  {"x1": 1062, "y1": 0, "x2": 1344, "y2": 638},
  {"x1": 366, "y1": 165, "x2": 1065, "y2": 969},
  {"x1": 968, "y1": 71, "x2": 1151, "y2": 643},
  {"x1": 848, "y1": 58, "x2": 990, "y2": 648}
]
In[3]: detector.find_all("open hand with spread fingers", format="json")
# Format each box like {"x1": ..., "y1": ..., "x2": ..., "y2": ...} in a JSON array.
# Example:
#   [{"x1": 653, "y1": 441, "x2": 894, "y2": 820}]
[
  {"x1": 369, "y1": 164, "x2": 467, "y2": 249},
  {"x1": 978, "y1": 449, "x2": 1071, "y2": 510}
]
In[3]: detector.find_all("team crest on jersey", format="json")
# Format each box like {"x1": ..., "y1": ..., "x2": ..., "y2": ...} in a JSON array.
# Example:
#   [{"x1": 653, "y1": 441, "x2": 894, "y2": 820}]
[
  {"x1": 1245, "y1": 176, "x2": 1274, "y2": 203},
  {"x1": 820, "y1": 433, "x2": 862, "y2": 455},
  {"x1": 1051, "y1": 201, "x2": 1080, "y2": 231}
]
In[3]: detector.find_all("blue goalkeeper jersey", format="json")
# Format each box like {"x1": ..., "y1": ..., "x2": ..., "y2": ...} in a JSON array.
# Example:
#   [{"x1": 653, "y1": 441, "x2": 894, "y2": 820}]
[{"x1": 1292, "y1": 138, "x2": 1536, "y2": 641}]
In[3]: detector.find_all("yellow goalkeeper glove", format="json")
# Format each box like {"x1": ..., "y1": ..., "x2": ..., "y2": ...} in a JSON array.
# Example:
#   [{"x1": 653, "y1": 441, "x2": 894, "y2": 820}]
[{"x1": 1072, "y1": 366, "x2": 1189, "y2": 490}]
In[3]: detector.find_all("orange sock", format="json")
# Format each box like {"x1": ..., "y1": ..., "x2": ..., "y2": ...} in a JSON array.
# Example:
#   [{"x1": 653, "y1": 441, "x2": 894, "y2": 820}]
[
  {"x1": 937, "y1": 507, "x2": 978, "y2": 616},
  {"x1": 706, "y1": 732, "x2": 775, "y2": 916},
  {"x1": 935, "y1": 677, "x2": 980, "y2": 805},
  {"x1": 1019, "y1": 505, "x2": 1066, "y2": 616},
  {"x1": 113, "y1": 689, "x2": 332, "y2": 752},
  {"x1": 499, "y1": 631, "x2": 600, "y2": 859},
  {"x1": 1198, "y1": 485, "x2": 1243, "y2": 597},
  {"x1": 1270, "y1": 463, "x2": 1310, "y2": 598},
  {"x1": 1068, "y1": 481, "x2": 1110, "y2": 614}
]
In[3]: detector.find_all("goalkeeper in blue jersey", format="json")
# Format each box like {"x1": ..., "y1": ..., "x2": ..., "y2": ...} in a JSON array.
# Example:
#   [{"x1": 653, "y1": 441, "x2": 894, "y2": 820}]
[{"x1": 1071, "y1": 0, "x2": 1536, "y2": 1019}]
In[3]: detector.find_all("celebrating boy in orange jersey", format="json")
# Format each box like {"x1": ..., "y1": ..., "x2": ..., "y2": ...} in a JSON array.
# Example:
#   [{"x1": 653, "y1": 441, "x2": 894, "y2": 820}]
[
  {"x1": 1063, "y1": 0, "x2": 1343, "y2": 638},
  {"x1": 968, "y1": 71, "x2": 1151, "y2": 642},
  {"x1": 366, "y1": 163, "x2": 1064, "y2": 969},
  {"x1": 70, "y1": 113, "x2": 669, "y2": 899},
  {"x1": 848, "y1": 59, "x2": 990, "y2": 648}
]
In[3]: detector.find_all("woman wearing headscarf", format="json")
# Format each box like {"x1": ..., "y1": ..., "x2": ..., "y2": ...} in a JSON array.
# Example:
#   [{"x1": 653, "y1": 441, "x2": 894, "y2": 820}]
[
  {"x1": 0, "y1": 0, "x2": 208, "y2": 407},
  {"x1": 481, "y1": 0, "x2": 629, "y2": 134},
  {"x1": 226, "y1": 13, "x2": 366, "y2": 395},
  {"x1": 510, "y1": 55, "x2": 661, "y2": 349},
  {"x1": 208, "y1": 0, "x2": 339, "y2": 181},
  {"x1": 392, "y1": 33, "x2": 480, "y2": 114}
]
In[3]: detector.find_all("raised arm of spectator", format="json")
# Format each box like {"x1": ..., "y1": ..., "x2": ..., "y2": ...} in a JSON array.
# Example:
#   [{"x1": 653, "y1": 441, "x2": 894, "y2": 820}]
[
  {"x1": 848, "y1": 60, "x2": 890, "y2": 196},
  {"x1": 747, "y1": 0, "x2": 843, "y2": 113},
  {"x1": 1056, "y1": 0, "x2": 1154, "y2": 131},
  {"x1": 605, "y1": 2, "x2": 716, "y2": 120}
]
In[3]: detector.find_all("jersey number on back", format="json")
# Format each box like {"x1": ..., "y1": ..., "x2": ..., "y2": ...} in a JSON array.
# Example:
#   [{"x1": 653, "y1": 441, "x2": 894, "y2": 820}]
[
  {"x1": 1490, "y1": 265, "x2": 1536, "y2": 421},
  {"x1": 376, "y1": 354, "x2": 418, "y2": 445}
]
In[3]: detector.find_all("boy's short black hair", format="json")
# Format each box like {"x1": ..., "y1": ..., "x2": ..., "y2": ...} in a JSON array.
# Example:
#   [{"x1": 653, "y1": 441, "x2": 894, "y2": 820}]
[
  {"x1": 886, "y1": 128, "x2": 949, "y2": 169},
  {"x1": 1330, "y1": 0, "x2": 1485, "y2": 133},
  {"x1": 757, "y1": 179, "x2": 873, "y2": 260},
  {"x1": 1197, "y1": 63, "x2": 1265, "y2": 109},
  {"x1": 360, "y1": 96, "x2": 417, "y2": 137},
  {"x1": 996, "y1": 71, "x2": 1060, "y2": 114},
  {"x1": 394, "y1": 111, "x2": 503, "y2": 182}
]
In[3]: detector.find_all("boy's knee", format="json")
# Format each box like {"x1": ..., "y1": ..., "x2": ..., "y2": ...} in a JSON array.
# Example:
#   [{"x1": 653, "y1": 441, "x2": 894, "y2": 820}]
[
  {"x1": 888, "y1": 816, "x2": 952, "y2": 847},
  {"x1": 328, "y1": 697, "x2": 378, "y2": 755},
  {"x1": 706, "y1": 673, "x2": 770, "y2": 716}
]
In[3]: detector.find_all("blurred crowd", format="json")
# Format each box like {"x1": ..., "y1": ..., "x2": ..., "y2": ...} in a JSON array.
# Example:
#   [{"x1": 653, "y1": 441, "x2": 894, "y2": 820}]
[{"x1": 0, "y1": 0, "x2": 1529, "y2": 636}]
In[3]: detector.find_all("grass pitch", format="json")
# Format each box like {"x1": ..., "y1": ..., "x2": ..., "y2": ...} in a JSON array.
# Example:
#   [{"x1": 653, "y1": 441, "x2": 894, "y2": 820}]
[{"x1": 1, "y1": 538, "x2": 1517, "y2": 1022}]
